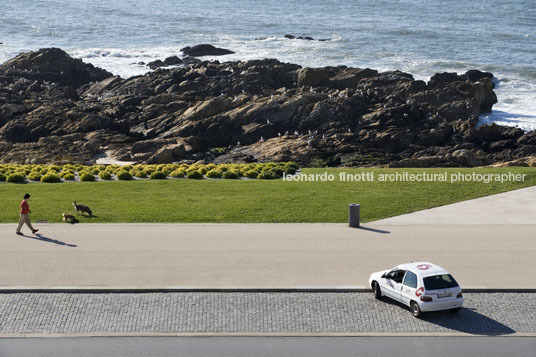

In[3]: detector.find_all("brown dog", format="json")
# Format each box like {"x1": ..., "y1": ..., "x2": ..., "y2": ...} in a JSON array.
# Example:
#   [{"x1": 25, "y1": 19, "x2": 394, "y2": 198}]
[{"x1": 62, "y1": 213, "x2": 78, "y2": 224}]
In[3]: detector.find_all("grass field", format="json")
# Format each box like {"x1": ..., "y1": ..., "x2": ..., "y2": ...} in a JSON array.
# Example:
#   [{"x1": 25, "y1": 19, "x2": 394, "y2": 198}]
[{"x1": 1, "y1": 167, "x2": 535, "y2": 223}]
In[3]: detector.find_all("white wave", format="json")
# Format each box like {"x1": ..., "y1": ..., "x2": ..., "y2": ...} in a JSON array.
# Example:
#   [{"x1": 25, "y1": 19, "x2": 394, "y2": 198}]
[
  {"x1": 478, "y1": 80, "x2": 536, "y2": 132},
  {"x1": 69, "y1": 47, "x2": 182, "y2": 78}
]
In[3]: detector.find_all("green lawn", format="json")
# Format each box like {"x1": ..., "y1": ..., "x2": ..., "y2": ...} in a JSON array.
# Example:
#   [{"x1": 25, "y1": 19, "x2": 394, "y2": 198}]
[{"x1": 1, "y1": 167, "x2": 535, "y2": 223}]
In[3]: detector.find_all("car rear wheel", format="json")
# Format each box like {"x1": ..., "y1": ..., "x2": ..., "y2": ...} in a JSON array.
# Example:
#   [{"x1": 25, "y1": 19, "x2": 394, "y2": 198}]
[
  {"x1": 410, "y1": 301, "x2": 422, "y2": 318},
  {"x1": 450, "y1": 307, "x2": 461, "y2": 313},
  {"x1": 373, "y1": 282, "x2": 382, "y2": 300}
]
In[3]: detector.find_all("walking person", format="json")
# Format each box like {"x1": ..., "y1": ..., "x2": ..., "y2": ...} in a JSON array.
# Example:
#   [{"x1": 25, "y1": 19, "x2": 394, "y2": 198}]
[{"x1": 16, "y1": 193, "x2": 39, "y2": 236}]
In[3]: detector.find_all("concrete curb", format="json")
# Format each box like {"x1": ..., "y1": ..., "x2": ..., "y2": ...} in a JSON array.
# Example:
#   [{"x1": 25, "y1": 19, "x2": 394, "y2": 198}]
[
  {"x1": 1, "y1": 287, "x2": 536, "y2": 293},
  {"x1": 1, "y1": 332, "x2": 536, "y2": 338}
]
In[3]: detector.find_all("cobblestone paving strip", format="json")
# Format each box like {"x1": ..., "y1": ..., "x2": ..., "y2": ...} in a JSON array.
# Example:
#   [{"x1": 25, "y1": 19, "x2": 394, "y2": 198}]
[{"x1": 0, "y1": 293, "x2": 534, "y2": 334}]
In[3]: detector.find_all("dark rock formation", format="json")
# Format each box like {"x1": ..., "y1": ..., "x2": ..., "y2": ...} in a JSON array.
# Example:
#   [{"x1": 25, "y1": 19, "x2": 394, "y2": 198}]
[
  {"x1": 0, "y1": 48, "x2": 112, "y2": 87},
  {"x1": 147, "y1": 56, "x2": 184, "y2": 69},
  {"x1": 284, "y1": 34, "x2": 329, "y2": 41},
  {"x1": 0, "y1": 48, "x2": 533, "y2": 166},
  {"x1": 180, "y1": 44, "x2": 235, "y2": 57}
]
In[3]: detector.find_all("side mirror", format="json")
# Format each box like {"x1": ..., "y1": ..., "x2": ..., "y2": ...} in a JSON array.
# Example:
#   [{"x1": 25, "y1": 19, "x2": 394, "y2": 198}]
[{"x1": 381, "y1": 273, "x2": 386, "y2": 279}]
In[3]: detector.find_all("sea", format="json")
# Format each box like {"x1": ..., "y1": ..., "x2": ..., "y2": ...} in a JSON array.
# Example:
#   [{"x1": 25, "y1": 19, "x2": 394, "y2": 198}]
[{"x1": 1, "y1": 0, "x2": 535, "y2": 131}]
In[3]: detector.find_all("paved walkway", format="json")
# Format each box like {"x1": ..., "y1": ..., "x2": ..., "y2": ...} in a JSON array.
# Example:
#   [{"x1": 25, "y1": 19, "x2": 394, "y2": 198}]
[
  {"x1": 0, "y1": 292, "x2": 533, "y2": 335},
  {"x1": 374, "y1": 185, "x2": 536, "y2": 225},
  {"x1": 1, "y1": 185, "x2": 535, "y2": 290},
  {"x1": 1, "y1": 223, "x2": 534, "y2": 289}
]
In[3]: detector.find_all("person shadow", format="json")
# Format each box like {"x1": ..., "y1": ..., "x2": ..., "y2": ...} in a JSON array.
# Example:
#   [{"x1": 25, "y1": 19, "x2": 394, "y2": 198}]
[{"x1": 22, "y1": 233, "x2": 77, "y2": 248}]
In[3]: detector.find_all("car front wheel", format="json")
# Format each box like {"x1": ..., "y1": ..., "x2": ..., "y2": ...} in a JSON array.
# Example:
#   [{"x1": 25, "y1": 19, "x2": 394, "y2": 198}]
[
  {"x1": 410, "y1": 301, "x2": 422, "y2": 318},
  {"x1": 373, "y1": 282, "x2": 382, "y2": 300}
]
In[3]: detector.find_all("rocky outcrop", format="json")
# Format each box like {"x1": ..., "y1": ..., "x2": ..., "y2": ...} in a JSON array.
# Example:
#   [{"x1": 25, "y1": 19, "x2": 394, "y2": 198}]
[
  {"x1": 284, "y1": 34, "x2": 329, "y2": 41},
  {"x1": 147, "y1": 55, "x2": 184, "y2": 69},
  {"x1": 0, "y1": 48, "x2": 534, "y2": 166},
  {"x1": 180, "y1": 44, "x2": 235, "y2": 57},
  {"x1": 0, "y1": 48, "x2": 112, "y2": 88}
]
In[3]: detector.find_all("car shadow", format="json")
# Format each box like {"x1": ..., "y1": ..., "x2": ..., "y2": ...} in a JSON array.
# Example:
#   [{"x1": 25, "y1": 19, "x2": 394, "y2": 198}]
[
  {"x1": 379, "y1": 296, "x2": 515, "y2": 335},
  {"x1": 22, "y1": 233, "x2": 77, "y2": 248},
  {"x1": 355, "y1": 226, "x2": 391, "y2": 234}
]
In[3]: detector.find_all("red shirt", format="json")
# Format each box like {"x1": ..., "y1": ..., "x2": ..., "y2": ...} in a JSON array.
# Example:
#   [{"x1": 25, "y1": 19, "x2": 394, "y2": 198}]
[{"x1": 20, "y1": 200, "x2": 30, "y2": 214}]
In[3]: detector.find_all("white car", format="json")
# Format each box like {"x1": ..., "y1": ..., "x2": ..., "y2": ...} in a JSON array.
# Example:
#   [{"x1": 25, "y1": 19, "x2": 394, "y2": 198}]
[{"x1": 368, "y1": 262, "x2": 464, "y2": 318}]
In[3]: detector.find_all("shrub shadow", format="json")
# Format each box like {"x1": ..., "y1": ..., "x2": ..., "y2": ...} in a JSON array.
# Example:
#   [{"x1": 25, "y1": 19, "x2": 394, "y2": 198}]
[
  {"x1": 379, "y1": 296, "x2": 515, "y2": 335},
  {"x1": 23, "y1": 233, "x2": 77, "y2": 248}
]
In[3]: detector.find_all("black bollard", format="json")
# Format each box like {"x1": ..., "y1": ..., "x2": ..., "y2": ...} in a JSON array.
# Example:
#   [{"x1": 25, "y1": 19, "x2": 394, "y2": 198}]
[{"x1": 349, "y1": 204, "x2": 360, "y2": 228}]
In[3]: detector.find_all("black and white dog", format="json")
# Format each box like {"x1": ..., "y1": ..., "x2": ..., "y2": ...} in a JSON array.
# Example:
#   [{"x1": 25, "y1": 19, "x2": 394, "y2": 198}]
[{"x1": 73, "y1": 201, "x2": 93, "y2": 217}]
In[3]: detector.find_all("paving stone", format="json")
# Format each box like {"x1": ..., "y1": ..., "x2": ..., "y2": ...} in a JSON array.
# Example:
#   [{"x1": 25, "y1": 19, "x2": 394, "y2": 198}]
[{"x1": 0, "y1": 293, "x2": 533, "y2": 334}]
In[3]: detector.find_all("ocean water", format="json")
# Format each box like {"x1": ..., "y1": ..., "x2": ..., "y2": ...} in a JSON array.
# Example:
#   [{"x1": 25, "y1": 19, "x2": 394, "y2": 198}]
[{"x1": 1, "y1": 0, "x2": 535, "y2": 131}]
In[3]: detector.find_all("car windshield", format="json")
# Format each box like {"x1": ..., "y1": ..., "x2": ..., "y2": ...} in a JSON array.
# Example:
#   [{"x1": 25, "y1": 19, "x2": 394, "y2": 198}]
[{"x1": 423, "y1": 274, "x2": 459, "y2": 290}]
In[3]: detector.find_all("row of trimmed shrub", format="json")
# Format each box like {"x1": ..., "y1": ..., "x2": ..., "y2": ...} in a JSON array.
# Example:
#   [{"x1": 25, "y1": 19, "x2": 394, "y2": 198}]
[{"x1": 0, "y1": 162, "x2": 299, "y2": 183}]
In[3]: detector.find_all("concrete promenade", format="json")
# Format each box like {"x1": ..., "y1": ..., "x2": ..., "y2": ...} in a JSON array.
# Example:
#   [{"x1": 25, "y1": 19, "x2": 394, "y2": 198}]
[
  {"x1": 1, "y1": 222, "x2": 534, "y2": 290},
  {"x1": 374, "y1": 185, "x2": 536, "y2": 225},
  {"x1": 1, "y1": 185, "x2": 534, "y2": 290}
]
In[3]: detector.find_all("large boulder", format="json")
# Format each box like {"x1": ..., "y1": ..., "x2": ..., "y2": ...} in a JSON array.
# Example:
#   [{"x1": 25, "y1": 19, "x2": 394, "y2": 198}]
[
  {"x1": 0, "y1": 48, "x2": 112, "y2": 88},
  {"x1": 389, "y1": 156, "x2": 444, "y2": 168},
  {"x1": 464, "y1": 69, "x2": 494, "y2": 82},
  {"x1": 180, "y1": 44, "x2": 235, "y2": 57},
  {"x1": 147, "y1": 56, "x2": 183, "y2": 70},
  {"x1": 145, "y1": 143, "x2": 187, "y2": 164},
  {"x1": 447, "y1": 149, "x2": 487, "y2": 167},
  {"x1": 428, "y1": 72, "x2": 464, "y2": 89},
  {"x1": 471, "y1": 123, "x2": 523, "y2": 143},
  {"x1": 297, "y1": 68, "x2": 329, "y2": 87}
]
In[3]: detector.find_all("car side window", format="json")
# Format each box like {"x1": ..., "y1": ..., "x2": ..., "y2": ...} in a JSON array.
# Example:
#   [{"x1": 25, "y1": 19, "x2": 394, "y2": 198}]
[
  {"x1": 387, "y1": 269, "x2": 399, "y2": 280},
  {"x1": 403, "y1": 270, "x2": 418, "y2": 288},
  {"x1": 394, "y1": 270, "x2": 406, "y2": 283},
  {"x1": 388, "y1": 269, "x2": 406, "y2": 283}
]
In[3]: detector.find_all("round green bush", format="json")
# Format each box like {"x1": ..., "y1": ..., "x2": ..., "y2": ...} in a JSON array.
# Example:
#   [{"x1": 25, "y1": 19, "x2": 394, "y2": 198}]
[
  {"x1": 270, "y1": 167, "x2": 284, "y2": 177},
  {"x1": 206, "y1": 169, "x2": 223, "y2": 178},
  {"x1": 62, "y1": 173, "x2": 75, "y2": 181},
  {"x1": 150, "y1": 171, "x2": 168, "y2": 180},
  {"x1": 116, "y1": 170, "x2": 133, "y2": 180},
  {"x1": 7, "y1": 173, "x2": 26, "y2": 183},
  {"x1": 135, "y1": 170, "x2": 148, "y2": 178},
  {"x1": 160, "y1": 166, "x2": 175, "y2": 175},
  {"x1": 99, "y1": 170, "x2": 112, "y2": 180},
  {"x1": 48, "y1": 165, "x2": 61, "y2": 172},
  {"x1": 187, "y1": 170, "x2": 203, "y2": 179},
  {"x1": 80, "y1": 172, "x2": 96, "y2": 182},
  {"x1": 244, "y1": 169, "x2": 260, "y2": 179},
  {"x1": 170, "y1": 169, "x2": 186, "y2": 178},
  {"x1": 41, "y1": 172, "x2": 61, "y2": 183},
  {"x1": 283, "y1": 163, "x2": 298, "y2": 175},
  {"x1": 223, "y1": 170, "x2": 239, "y2": 179},
  {"x1": 0, "y1": 173, "x2": 6, "y2": 182},
  {"x1": 28, "y1": 172, "x2": 42, "y2": 181},
  {"x1": 258, "y1": 169, "x2": 279, "y2": 180}
]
